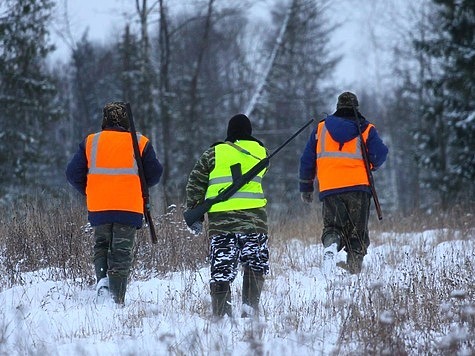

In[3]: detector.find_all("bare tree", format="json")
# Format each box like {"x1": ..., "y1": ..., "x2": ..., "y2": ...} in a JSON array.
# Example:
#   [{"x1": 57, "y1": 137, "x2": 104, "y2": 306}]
[
  {"x1": 157, "y1": 0, "x2": 173, "y2": 205},
  {"x1": 162, "y1": 1, "x2": 254, "y2": 198},
  {"x1": 133, "y1": 0, "x2": 158, "y2": 135},
  {"x1": 249, "y1": 0, "x2": 339, "y2": 207}
]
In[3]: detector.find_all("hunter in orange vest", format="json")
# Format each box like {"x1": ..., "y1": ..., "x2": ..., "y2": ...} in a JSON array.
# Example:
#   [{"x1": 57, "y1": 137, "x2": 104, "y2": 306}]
[
  {"x1": 299, "y1": 92, "x2": 388, "y2": 274},
  {"x1": 66, "y1": 102, "x2": 163, "y2": 304}
]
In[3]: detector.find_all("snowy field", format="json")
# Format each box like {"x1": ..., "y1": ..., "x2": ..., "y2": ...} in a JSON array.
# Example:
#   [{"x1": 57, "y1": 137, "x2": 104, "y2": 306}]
[{"x1": 1, "y1": 228, "x2": 474, "y2": 355}]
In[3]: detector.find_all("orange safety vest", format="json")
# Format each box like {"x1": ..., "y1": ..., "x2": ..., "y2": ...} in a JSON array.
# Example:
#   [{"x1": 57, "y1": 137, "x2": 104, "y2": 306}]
[
  {"x1": 315, "y1": 120, "x2": 373, "y2": 192},
  {"x1": 85, "y1": 131, "x2": 148, "y2": 213}
]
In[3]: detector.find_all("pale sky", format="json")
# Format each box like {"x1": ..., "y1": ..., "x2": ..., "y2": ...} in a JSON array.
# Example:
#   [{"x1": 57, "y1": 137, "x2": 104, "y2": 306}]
[
  {"x1": 50, "y1": 0, "x2": 135, "y2": 59},
  {"x1": 49, "y1": 0, "x2": 399, "y2": 87}
]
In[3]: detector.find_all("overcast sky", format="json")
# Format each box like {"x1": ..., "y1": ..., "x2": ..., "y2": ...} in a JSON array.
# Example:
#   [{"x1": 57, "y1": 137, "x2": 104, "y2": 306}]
[{"x1": 49, "y1": 0, "x2": 402, "y2": 88}]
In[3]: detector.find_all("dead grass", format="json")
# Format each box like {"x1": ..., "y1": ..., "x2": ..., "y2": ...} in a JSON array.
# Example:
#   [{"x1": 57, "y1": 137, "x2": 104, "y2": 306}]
[
  {"x1": 1, "y1": 196, "x2": 474, "y2": 354},
  {"x1": 0, "y1": 196, "x2": 208, "y2": 288}
]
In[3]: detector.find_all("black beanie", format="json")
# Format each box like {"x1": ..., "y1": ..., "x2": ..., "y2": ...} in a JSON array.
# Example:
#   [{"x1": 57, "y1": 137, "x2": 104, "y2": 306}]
[{"x1": 225, "y1": 114, "x2": 252, "y2": 142}]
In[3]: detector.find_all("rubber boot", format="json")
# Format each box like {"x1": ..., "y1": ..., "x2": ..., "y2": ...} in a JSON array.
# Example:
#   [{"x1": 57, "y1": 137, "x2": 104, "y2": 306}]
[
  {"x1": 322, "y1": 232, "x2": 340, "y2": 249},
  {"x1": 108, "y1": 274, "x2": 128, "y2": 304},
  {"x1": 322, "y1": 233, "x2": 340, "y2": 275},
  {"x1": 347, "y1": 253, "x2": 364, "y2": 274},
  {"x1": 210, "y1": 282, "x2": 232, "y2": 318},
  {"x1": 337, "y1": 253, "x2": 364, "y2": 274},
  {"x1": 241, "y1": 268, "x2": 264, "y2": 318},
  {"x1": 94, "y1": 256, "x2": 108, "y2": 283}
]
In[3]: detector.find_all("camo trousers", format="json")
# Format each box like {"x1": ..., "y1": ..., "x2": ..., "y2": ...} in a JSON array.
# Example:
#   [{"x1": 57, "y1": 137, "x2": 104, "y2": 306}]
[
  {"x1": 321, "y1": 191, "x2": 371, "y2": 256},
  {"x1": 93, "y1": 223, "x2": 136, "y2": 279},
  {"x1": 209, "y1": 233, "x2": 269, "y2": 283}
]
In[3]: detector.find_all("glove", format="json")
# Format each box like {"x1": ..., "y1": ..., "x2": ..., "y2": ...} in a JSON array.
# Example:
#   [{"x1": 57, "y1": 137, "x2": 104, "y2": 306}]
[
  {"x1": 301, "y1": 192, "x2": 313, "y2": 203},
  {"x1": 188, "y1": 221, "x2": 203, "y2": 235}
]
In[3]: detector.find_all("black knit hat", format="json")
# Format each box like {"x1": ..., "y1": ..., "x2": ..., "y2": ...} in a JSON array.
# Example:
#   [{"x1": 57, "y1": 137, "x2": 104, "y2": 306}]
[
  {"x1": 336, "y1": 92, "x2": 359, "y2": 110},
  {"x1": 102, "y1": 102, "x2": 130, "y2": 130},
  {"x1": 225, "y1": 114, "x2": 252, "y2": 142}
]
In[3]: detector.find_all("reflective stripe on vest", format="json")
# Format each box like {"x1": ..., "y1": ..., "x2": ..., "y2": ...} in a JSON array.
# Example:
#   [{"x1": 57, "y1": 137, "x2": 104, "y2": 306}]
[
  {"x1": 317, "y1": 125, "x2": 363, "y2": 159},
  {"x1": 208, "y1": 176, "x2": 262, "y2": 185},
  {"x1": 206, "y1": 140, "x2": 267, "y2": 212},
  {"x1": 85, "y1": 131, "x2": 148, "y2": 213},
  {"x1": 88, "y1": 132, "x2": 142, "y2": 175},
  {"x1": 316, "y1": 121, "x2": 373, "y2": 192}
]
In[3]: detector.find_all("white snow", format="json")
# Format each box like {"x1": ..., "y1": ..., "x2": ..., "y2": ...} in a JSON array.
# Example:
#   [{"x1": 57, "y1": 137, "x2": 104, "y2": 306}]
[{"x1": 1, "y1": 229, "x2": 474, "y2": 355}]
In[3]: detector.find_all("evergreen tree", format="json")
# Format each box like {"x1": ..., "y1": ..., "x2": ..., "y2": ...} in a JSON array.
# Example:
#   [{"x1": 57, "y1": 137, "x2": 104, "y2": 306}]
[
  {"x1": 381, "y1": 0, "x2": 436, "y2": 213},
  {"x1": 70, "y1": 34, "x2": 122, "y2": 140},
  {"x1": 416, "y1": 0, "x2": 475, "y2": 208},
  {"x1": 0, "y1": 0, "x2": 61, "y2": 200}
]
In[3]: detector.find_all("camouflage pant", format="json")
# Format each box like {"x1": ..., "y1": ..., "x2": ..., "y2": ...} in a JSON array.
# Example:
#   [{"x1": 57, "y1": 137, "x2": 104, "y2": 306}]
[
  {"x1": 321, "y1": 191, "x2": 371, "y2": 255},
  {"x1": 209, "y1": 233, "x2": 269, "y2": 283},
  {"x1": 93, "y1": 223, "x2": 136, "y2": 278}
]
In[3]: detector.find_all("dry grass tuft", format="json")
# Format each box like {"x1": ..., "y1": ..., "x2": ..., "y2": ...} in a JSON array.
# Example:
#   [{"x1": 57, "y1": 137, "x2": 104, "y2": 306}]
[{"x1": 1, "y1": 196, "x2": 474, "y2": 354}]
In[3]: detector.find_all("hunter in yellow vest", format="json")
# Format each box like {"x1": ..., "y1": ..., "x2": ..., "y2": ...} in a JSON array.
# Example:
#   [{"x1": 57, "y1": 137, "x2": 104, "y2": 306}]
[
  {"x1": 185, "y1": 114, "x2": 269, "y2": 319},
  {"x1": 205, "y1": 140, "x2": 267, "y2": 212}
]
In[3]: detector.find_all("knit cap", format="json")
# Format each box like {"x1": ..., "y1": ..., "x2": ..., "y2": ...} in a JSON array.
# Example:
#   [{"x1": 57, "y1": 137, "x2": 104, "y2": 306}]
[
  {"x1": 336, "y1": 92, "x2": 359, "y2": 110},
  {"x1": 102, "y1": 102, "x2": 130, "y2": 130},
  {"x1": 225, "y1": 114, "x2": 252, "y2": 142}
]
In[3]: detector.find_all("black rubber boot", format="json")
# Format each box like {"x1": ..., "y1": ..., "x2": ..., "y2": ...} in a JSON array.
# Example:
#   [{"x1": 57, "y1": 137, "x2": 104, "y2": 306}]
[
  {"x1": 322, "y1": 232, "x2": 340, "y2": 249},
  {"x1": 347, "y1": 253, "x2": 364, "y2": 274},
  {"x1": 108, "y1": 274, "x2": 128, "y2": 304},
  {"x1": 241, "y1": 268, "x2": 264, "y2": 318},
  {"x1": 337, "y1": 253, "x2": 364, "y2": 274},
  {"x1": 94, "y1": 256, "x2": 108, "y2": 283},
  {"x1": 210, "y1": 282, "x2": 232, "y2": 317}
]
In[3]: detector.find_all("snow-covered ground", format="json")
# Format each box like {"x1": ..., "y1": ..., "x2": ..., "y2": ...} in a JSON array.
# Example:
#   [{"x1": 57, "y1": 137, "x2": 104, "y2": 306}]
[{"x1": 1, "y1": 229, "x2": 474, "y2": 355}]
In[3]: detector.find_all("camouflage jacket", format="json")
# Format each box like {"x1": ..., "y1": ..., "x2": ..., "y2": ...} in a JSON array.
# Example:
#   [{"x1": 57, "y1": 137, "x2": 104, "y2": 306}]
[{"x1": 186, "y1": 143, "x2": 268, "y2": 237}]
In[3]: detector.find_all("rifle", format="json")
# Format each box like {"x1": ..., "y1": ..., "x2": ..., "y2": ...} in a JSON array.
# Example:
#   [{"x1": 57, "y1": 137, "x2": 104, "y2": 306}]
[
  {"x1": 352, "y1": 105, "x2": 383, "y2": 220},
  {"x1": 183, "y1": 118, "x2": 315, "y2": 227},
  {"x1": 125, "y1": 103, "x2": 158, "y2": 244}
]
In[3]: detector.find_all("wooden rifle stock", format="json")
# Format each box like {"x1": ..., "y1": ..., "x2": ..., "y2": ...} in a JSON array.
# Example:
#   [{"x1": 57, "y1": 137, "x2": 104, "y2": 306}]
[
  {"x1": 352, "y1": 105, "x2": 383, "y2": 220},
  {"x1": 126, "y1": 103, "x2": 158, "y2": 243}
]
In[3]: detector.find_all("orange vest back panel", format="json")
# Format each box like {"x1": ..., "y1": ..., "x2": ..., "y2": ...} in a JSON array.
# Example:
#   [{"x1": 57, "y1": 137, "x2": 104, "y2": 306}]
[
  {"x1": 316, "y1": 121, "x2": 372, "y2": 192},
  {"x1": 85, "y1": 131, "x2": 147, "y2": 213}
]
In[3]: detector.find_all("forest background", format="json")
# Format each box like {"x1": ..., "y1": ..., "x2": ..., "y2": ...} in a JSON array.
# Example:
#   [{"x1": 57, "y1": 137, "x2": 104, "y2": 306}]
[
  {"x1": 0, "y1": 0, "x2": 473, "y2": 217},
  {"x1": 1, "y1": 2, "x2": 474, "y2": 354}
]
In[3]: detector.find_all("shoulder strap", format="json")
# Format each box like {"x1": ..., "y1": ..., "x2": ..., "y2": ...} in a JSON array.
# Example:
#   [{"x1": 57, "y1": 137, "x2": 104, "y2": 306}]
[{"x1": 225, "y1": 141, "x2": 261, "y2": 161}]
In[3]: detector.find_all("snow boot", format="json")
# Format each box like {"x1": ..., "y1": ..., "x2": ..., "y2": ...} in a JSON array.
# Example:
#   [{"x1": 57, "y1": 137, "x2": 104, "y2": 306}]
[
  {"x1": 94, "y1": 256, "x2": 108, "y2": 283},
  {"x1": 210, "y1": 281, "x2": 232, "y2": 318},
  {"x1": 241, "y1": 268, "x2": 264, "y2": 318},
  {"x1": 108, "y1": 274, "x2": 128, "y2": 304}
]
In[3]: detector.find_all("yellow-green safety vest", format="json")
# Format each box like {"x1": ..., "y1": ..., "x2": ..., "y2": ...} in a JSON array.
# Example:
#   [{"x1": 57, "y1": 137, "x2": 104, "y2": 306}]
[{"x1": 206, "y1": 140, "x2": 267, "y2": 212}]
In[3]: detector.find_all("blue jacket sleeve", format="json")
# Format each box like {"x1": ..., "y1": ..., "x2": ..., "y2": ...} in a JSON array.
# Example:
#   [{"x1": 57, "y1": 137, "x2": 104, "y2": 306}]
[
  {"x1": 366, "y1": 126, "x2": 388, "y2": 170},
  {"x1": 142, "y1": 142, "x2": 163, "y2": 187},
  {"x1": 299, "y1": 129, "x2": 317, "y2": 192},
  {"x1": 65, "y1": 140, "x2": 88, "y2": 195}
]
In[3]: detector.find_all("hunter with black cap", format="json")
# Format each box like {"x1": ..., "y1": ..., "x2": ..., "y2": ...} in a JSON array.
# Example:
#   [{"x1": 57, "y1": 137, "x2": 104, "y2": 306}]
[
  {"x1": 66, "y1": 102, "x2": 163, "y2": 304},
  {"x1": 299, "y1": 92, "x2": 388, "y2": 274},
  {"x1": 185, "y1": 114, "x2": 269, "y2": 319}
]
